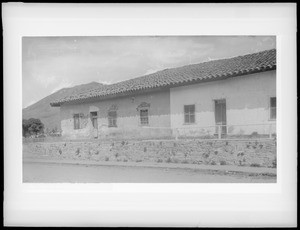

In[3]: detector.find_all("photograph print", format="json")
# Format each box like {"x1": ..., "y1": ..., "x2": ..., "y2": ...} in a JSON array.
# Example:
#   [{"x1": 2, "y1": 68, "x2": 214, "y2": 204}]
[{"x1": 22, "y1": 36, "x2": 277, "y2": 183}]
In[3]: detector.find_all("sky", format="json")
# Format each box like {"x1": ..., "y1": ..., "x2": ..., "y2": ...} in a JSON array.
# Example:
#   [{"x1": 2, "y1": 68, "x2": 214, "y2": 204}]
[{"x1": 22, "y1": 36, "x2": 276, "y2": 108}]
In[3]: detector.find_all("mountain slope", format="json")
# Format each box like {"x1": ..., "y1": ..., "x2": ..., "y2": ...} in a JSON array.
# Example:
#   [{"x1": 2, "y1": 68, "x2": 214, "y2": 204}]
[{"x1": 22, "y1": 82, "x2": 104, "y2": 131}]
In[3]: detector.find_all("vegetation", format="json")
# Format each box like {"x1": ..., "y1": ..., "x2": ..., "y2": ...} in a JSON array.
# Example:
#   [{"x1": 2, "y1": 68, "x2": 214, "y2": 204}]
[
  {"x1": 22, "y1": 82, "x2": 103, "y2": 132},
  {"x1": 272, "y1": 156, "x2": 277, "y2": 168},
  {"x1": 210, "y1": 160, "x2": 217, "y2": 165},
  {"x1": 22, "y1": 118, "x2": 45, "y2": 137},
  {"x1": 220, "y1": 160, "x2": 227, "y2": 165},
  {"x1": 250, "y1": 163, "x2": 261, "y2": 167},
  {"x1": 156, "y1": 158, "x2": 163, "y2": 163}
]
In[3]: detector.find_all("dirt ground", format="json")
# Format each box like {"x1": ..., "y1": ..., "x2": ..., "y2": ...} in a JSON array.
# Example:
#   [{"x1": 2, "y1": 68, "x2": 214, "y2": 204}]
[{"x1": 23, "y1": 161, "x2": 276, "y2": 183}]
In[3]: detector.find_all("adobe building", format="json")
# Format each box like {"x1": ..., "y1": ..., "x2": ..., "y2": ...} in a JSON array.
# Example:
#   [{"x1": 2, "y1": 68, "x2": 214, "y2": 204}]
[{"x1": 50, "y1": 49, "x2": 276, "y2": 139}]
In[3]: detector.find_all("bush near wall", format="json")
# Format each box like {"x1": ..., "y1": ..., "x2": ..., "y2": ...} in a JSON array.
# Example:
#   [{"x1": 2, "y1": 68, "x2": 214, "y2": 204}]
[{"x1": 23, "y1": 139, "x2": 276, "y2": 168}]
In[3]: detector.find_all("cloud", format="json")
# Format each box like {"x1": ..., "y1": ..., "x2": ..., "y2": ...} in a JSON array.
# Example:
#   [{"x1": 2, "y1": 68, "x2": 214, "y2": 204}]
[
  {"x1": 143, "y1": 68, "x2": 162, "y2": 75},
  {"x1": 51, "y1": 79, "x2": 73, "y2": 94},
  {"x1": 33, "y1": 74, "x2": 57, "y2": 88},
  {"x1": 98, "y1": 80, "x2": 112, "y2": 85}
]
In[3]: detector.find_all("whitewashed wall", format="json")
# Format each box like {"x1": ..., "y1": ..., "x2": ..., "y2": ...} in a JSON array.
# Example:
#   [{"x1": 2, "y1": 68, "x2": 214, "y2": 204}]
[
  {"x1": 60, "y1": 90, "x2": 171, "y2": 139},
  {"x1": 170, "y1": 70, "x2": 276, "y2": 136}
]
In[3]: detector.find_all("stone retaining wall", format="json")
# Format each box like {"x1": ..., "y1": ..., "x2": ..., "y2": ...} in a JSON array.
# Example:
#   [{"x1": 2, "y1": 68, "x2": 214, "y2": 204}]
[{"x1": 23, "y1": 139, "x2": 276, "y2": 168}]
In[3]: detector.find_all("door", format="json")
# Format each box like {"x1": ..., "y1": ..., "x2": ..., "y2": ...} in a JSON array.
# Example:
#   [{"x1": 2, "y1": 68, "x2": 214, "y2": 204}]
[
  {"x1": 90, "y1": 112, "x2": 98, "y2": 138},
  {"x1": 215, "y1": 99, "x2": 227, "y2": 135}
]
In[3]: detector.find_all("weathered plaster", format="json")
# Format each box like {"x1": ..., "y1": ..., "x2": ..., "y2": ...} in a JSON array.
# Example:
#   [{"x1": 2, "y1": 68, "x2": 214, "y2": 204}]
[
  {"x1": 60, "y1": 89, "x2": 171, "y2": 139},
  {"x1": 170, "y1": 70, "x2": 276, "y2": 136}
]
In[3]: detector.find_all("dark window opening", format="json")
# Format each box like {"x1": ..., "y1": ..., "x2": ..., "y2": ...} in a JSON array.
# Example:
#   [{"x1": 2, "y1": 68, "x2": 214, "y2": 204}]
[
  {"x1": 140, "y1": 109, "x2": 149, "y2": 125},
  {"x1": 270, "y1": 97, "x2": 276, "y2": 120},
  {"x1": 73, "y1": 114, "x2": 81, "y2": 130},
  {"x1": 90, "y1": 112, "x2": 98, "y2": 129},
  {"x1": 184, "y1": 105, "x2": 195, "y2": 124},
  {"x1": 108, "y1": 111, "x2": 117, "y2": 127}
]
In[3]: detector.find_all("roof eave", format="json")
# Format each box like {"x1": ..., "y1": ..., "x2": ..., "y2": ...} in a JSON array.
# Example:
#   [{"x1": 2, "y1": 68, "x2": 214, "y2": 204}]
[{"x1": 50, "y1": 65, "x2": 276, "y2": 107}]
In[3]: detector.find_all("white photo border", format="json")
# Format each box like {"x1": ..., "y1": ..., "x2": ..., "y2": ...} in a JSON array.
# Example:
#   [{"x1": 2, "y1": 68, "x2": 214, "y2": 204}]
[{"x1": 3, "y1": 3, "x2": 297, "y2": 227}]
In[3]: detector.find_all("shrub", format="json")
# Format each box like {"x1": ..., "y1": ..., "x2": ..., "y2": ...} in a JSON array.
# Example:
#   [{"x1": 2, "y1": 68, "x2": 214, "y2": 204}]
[
  {"x1": 250, "y1": 163, "x2": 261, "y2": 167},
  {"x1": 156, "y1": 158, "x2": 163, "y2": 163},
  {"x1": 237, "y1": 151, "x2": 244, "y2": 157},
  {"x1": 22, "y1": 118, "x2": 44, "y2": 137},
  {"x1": 114, "y1": 152, "x2": 119, "y2": 158},
  {"x1": 210, "y1": 160, "x2": 217, "y2": 165},
  {"x1": 220, "y1": 160, "x2": 227, "y2": 165},
  {"x1": 58, "y1": 149, "x2": 62, "y2": 155},
  {"x1": 105, "y1": 156, "x2": 109, "y2": 161},
  {"x1": 182, "y1": 159, "x2": 189, "y2": 164},
  {"x1": 166, "y1": 157, "x2": 172, "y2": 163},
  {"x1": 202, "y1": 152, "x2": 210, "y2": 158},
  {"x1": 251, "y1": 132, "x2": 259, "y2": 137},
  {"x1": 136, "y1": 159, "x2": 142, "y2": 163},
  {"x1": 144, "y1": 147, "x2": 147, "y2": 152},
  {"x1": 184, "y1": 152, "x2": 189, "y2": 158},
  {"x1": 272, "y1": 157, "x2": 277, "y2": 168},
  {"x1": 75, "y1": 148, "x2": 80, "y2": 155}
]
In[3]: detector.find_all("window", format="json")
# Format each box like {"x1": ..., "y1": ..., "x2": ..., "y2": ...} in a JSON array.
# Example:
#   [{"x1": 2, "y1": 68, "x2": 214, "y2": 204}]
[
  {"x1": 73, "y1": 114, "x2": 81, "y2": 130},
  {"x1": 270, "y1": 97, "x2": 276, "y2": 120},
  {"x1": 108, "y1": 111, "x2": 117, "y2": 127},
  {"x1": 184, "y1": 105, "x2": 195, "y2": 124},
  {"x1": 140, "y1": 109, "x2": 149, "y2": 125}
]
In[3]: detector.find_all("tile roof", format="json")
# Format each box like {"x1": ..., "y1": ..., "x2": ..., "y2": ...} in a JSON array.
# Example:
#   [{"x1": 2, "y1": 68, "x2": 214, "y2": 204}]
[{"x1": 50, "y1": 48, "x2": 276, "y2": 107}]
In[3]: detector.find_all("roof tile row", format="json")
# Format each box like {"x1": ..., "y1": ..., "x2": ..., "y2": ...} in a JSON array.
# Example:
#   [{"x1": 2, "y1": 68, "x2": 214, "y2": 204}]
[{"x1": 50, "y1": 48, "x2": 276, "y2": 107}]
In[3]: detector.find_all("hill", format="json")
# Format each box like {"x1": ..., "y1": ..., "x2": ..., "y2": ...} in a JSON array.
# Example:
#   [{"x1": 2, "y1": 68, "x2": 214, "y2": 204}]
[{"x1": 22, "y1": 82, "x2": 103, "y2": 132}]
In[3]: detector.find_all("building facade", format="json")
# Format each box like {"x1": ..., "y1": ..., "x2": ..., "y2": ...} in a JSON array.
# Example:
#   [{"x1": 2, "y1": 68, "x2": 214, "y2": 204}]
[
  {"x1": 59, "y1": 89, "x2": 171, "y2": 139},
  {"x1": 51, "y1": 49, "x2": 276, "y2": 139},
  {"x1": 170, "y1": 70, "x2": 276, "y2": 137}
]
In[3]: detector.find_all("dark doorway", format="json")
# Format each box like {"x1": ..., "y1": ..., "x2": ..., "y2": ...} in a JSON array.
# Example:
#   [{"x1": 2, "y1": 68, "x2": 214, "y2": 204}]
[
  {"x1": 90, "y1": 111, "x2": 98, "y2": 138},
  {"x1": 215, "y1": 99, "x2": 227, "y2": 135}
]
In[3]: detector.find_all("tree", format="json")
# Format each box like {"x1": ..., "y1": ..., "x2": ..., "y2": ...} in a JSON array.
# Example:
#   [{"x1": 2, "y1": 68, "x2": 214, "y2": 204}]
[
  {"x1": 22, "y1": 119, "x2": 30, "y2": 137},
  {"x1": 22, "y1": 118, "x2": 44, "y2": 137}
]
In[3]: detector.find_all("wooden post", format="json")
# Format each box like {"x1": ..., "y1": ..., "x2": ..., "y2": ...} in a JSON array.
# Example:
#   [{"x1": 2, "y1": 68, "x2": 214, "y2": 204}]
[
  {"x1": 218, "y1": 125, "x2": 222, "y2": 139},
  {"x1": 175, "y1": 128, "x2": 178, "y2": 140},
  {"x1": 269, "y1": 124, "x2": 272, "y2": 139}
]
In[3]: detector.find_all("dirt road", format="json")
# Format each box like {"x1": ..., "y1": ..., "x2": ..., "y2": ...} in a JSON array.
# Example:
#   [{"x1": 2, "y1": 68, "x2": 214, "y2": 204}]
[{"x1": 23, "y1": 161, "x2": 276, "y2": 183}]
